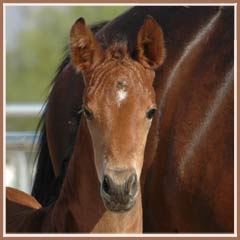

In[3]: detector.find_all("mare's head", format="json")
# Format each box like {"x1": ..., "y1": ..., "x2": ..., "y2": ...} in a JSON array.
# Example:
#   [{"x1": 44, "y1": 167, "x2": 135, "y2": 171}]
[{"x1": 70, "y1": 16, "x2": 165, "y2": 212}]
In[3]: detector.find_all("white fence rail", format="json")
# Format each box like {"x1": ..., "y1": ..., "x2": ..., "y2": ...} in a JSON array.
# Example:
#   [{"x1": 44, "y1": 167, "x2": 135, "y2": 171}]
[
  {"x1": 6, "y1": 131, "x2": 40, "y2": 151},
  {"x1": 6, "y1": 103, "x2": 45, "y2": 117},
  {"x1": 6, "y1": 103, "x2": 44, "y2": 151}
]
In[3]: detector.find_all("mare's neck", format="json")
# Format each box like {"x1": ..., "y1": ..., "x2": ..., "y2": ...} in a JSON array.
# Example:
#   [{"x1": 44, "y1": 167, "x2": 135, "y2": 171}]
[{"x1": 52, "y1": 118, "x2": 142, "y2": 233}]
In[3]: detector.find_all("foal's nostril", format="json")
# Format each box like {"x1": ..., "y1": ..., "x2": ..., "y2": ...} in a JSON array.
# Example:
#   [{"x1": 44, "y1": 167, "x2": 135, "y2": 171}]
[
  {"x1": 126, "y1": 173, "x2": 138, "y2": 197},
  {"x1": 102, "y1": 176, "x2": 110, "y2": 194}
]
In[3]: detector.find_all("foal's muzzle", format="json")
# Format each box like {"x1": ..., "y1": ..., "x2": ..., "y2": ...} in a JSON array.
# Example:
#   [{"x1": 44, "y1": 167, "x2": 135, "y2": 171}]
[{"x1": 100, "y1": 169, "x2": 138, "y2": 212}]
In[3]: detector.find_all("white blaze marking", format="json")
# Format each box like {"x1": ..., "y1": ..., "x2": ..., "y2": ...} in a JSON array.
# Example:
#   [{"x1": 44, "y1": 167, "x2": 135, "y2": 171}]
[{"x1": 117, "y1": 89, "x2": 127, "y2": 105}]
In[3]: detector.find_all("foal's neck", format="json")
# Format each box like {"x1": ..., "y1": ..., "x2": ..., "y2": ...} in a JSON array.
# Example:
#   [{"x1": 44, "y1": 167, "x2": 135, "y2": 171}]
[{"x1": 53, "y1": 118, "x2": 142, "y2": 233}]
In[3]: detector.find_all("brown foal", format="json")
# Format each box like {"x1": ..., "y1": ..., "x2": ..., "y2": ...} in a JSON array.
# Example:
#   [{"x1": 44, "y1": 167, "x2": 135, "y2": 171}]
[{"x1": 6, "y1": 16, "x2": 165, "y2": 233}]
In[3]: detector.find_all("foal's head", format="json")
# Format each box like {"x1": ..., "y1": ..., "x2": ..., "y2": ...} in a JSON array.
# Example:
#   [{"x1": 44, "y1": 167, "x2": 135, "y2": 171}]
[{"x1": 70, "y1": 16, "x2": 165, "y2": 212}]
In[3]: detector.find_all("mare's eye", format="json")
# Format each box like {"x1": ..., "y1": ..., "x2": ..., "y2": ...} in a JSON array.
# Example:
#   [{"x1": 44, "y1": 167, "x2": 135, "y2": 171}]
[
  {"x1": 84, "y1": 107, "x2": 94, "y2": 120},
  {"x1": 146, "y1": 108, "x2": 157, "y2": 120}
]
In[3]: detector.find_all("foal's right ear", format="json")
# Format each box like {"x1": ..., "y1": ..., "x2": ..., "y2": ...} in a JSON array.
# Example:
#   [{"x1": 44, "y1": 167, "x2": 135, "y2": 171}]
[{"x1": 70, "y1": 18, "x2": 103, "y2": 74}]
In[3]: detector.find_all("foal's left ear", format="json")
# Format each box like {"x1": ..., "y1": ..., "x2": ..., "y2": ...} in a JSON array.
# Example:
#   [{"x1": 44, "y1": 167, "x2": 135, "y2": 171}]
[{"x1": 136, "y1": 16, "x2": 166, "y2": 69}]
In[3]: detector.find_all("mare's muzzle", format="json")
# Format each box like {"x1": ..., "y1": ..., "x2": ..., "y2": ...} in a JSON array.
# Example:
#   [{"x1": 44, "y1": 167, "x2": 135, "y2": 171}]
[{"x1": 100, "y1": 168, "x2": 138, "y2": 212}]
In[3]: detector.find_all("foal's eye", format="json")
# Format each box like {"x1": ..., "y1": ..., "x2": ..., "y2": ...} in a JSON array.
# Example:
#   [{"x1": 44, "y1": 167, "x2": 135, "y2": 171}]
[
  {"x1": 84, "y1": 107, "x2": 94, "y2": 120},
  {"x1": 146, "y1": 108, "x2": 157, "y2": 120}
]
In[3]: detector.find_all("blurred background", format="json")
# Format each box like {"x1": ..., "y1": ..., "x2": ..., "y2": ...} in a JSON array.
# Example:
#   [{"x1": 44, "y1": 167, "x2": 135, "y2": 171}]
[{"x1": 5, "y1": 5, "x2": 130, "y2": 193}]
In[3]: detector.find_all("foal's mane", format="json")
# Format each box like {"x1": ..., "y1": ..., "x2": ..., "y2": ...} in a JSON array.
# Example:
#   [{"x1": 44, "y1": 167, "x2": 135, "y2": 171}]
[{"x1": 31, "y1": 21, "x2": 108, "y2": 206}]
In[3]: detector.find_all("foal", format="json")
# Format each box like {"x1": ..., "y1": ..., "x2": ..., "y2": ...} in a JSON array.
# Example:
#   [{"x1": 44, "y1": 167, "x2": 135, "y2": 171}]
[{"x1": 6, "y1": 16, "x2": 165, "y2": 233}]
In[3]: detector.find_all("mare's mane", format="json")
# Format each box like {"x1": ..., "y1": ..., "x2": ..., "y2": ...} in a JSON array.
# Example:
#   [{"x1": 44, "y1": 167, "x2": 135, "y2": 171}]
[{"x1": 31, "y1": 54, "x2": 71, "y2": 206}]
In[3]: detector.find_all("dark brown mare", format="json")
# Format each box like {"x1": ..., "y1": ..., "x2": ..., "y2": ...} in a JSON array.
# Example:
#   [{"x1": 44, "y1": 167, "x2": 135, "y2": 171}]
[
  {"x1": 6, "y1": 14, "x2": 164, "y2": 233},
  {"x1": 6, "y1": 6, "x2": 234, "y2": 233}
]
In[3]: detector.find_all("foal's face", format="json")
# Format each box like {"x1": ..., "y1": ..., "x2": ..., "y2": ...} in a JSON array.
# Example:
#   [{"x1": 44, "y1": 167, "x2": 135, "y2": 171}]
[
  {"x1": 84, "y1": 57, "x2": 156, "y2": 211},
  {"x1": 70, "y1": 17, "x2": 165, "y2": 212}
]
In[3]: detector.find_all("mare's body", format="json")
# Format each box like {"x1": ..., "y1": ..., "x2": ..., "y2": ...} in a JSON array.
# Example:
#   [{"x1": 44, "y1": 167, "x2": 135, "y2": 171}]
[{"x1": 9, "y1": 6, "x2": 234, "y2": 233}]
